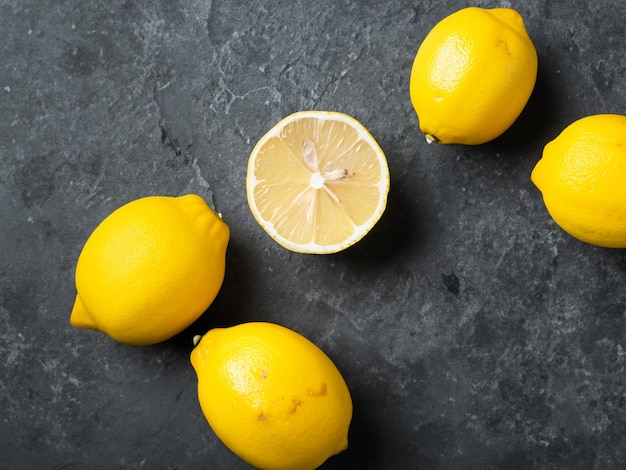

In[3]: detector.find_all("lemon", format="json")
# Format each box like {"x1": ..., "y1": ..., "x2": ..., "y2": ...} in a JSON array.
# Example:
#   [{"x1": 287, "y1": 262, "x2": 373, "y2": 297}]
[
  {"x1": 531, "y1": 114, "x2": 626, "y2": 248},
  {"x1": 409, "y1": 7, "x2": 538, "y2": 145},
  {"x1": 190, "y1": 322, "x2": 353, "y2": 470},
  {"x1": 70, "y1": 194, "x2": 229, "y2": 345},
  {"x1": 246, "y1": 110, "x2": 390, "y2": 254}
]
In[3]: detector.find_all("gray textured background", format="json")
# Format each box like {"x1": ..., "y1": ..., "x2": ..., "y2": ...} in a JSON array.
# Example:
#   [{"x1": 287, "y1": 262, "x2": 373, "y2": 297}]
[{"x1": 2, "y1": 1, "x2": 626, "y2": 469}]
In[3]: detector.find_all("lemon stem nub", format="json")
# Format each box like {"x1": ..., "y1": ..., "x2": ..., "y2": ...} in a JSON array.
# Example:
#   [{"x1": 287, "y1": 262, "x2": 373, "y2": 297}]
[
  {"x1": 424, "y1": 133, "x2": 439, "y2": 144},
  {"x1": 193, "y1": 334, "x2": 202, "y2": 346},
  {"x1": 69, "y1": 295, "x2": 97, "y2": 330}
]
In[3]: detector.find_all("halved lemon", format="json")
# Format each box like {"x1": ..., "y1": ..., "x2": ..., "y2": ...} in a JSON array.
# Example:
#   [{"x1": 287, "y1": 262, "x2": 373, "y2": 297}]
[{"x1": 246, "y1": 111, "x2": 390, "y2": 254}]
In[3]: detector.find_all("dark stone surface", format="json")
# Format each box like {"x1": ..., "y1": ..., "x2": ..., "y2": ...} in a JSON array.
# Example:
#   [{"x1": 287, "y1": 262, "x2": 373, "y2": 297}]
[{"x1": 2, "y1": 1, "x2": 626, "y2": 468}]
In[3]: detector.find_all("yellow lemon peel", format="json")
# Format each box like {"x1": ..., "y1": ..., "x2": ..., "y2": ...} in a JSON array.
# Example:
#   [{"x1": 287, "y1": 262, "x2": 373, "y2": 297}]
[
  {"x1": 70, "y1": 194, "x2": 229, "y2": 345},
  {"x1": 190, "y1": 322, "x2": 353, "y2": 470},
  {"x1": 410, "y1": 7, "x2": 538, "y2": 145},
  {"x1": 532, "y1": 114, "x2": 626, "y2": 247}
]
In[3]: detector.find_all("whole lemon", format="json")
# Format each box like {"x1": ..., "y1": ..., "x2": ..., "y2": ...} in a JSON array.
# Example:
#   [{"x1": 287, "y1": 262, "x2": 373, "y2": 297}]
[
  {"x1": 531, "y1": 114, "x2": 626, "y2": 248},
  {"x1": 190, "y1": 322, "x2": 353, "y2": 470},
  {"x1": 409, "y1": 7, "x2": 538, "y2": 145},
  {"x1": 70, "y1": 194, "x2": 229, "y2": 345}
]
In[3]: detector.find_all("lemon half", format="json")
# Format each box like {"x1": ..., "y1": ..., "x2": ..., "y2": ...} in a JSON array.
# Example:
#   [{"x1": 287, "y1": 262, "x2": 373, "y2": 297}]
[{"x1": 246, "y1": 111, "x2": 390, "y2": 254}]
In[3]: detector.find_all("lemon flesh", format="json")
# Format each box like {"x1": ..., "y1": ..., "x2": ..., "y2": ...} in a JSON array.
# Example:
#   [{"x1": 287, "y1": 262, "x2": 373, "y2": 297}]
[
  {"x1": 190, "y1": 322, "x2": 353, "y2": 470},
  {"x1": 246, "y1": 111, "x2": 390, "y2": 254},
  {"x1": 410, "y1": 7, "x2": 538, "y2": 145},
  {"x1": 70, "y1": 194, "x2": 229, "y2": 345},
  {"x1": 531, "y1": 114, "x2": 626, "y2": 248}
]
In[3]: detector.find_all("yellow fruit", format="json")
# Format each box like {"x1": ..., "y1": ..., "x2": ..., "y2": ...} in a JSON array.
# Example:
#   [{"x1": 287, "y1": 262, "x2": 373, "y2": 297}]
[
  {"x1": 409, "y1": 7, "x2": 538, "y2": 145},
  {"x1": 531, "y1": 114, "x2": 626, "y2": 248},
  {"x1": 246, "y1": 110, "x2": 390, "y2": 254},
  {"x1": 190, "y1": 322, "x2": 353, "y2": 470},
  {"x1": 70, "y1": 194, "x2": 229, "y2": 345}
]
